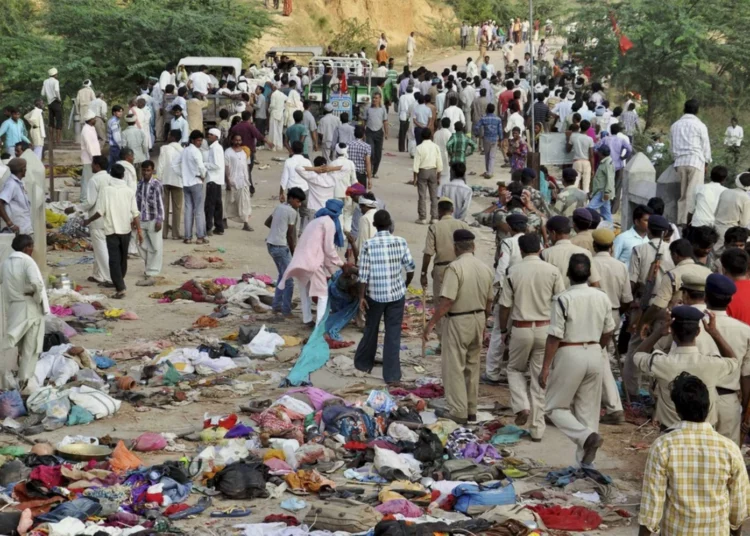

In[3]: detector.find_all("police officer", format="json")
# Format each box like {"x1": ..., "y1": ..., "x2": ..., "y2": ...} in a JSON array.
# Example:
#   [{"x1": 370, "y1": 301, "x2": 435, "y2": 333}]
[
  {"x1": 633, "y1": 305, "x2": 737, "y2": 430},
  {"x1": 552, "y1": 168, "x2": 587, "y2": 217},
  {"x1": 424, "y1": 230, "x2": 494, "y2": 424},
  {"x1": 570, "y1": 208, "x2": 594, "y2": 253},
  {"x1": 483, "y1": 212, "x2": 527, "y2": 386},
  {"x1": 499, "y1": 233, "x2": 564, "y2": 440},
  {"x1": 592, "y1": 228, "x2": 632, "y2": 425},
  {"x1": 421, "y1": 197, "x2": 470, "y2": 343},
  {"x1": 539, "y1": 254, "x2": 615, "y2": 465},
  {"x1": 541, "y1": 215, "x2": 601, "y2": 288}
]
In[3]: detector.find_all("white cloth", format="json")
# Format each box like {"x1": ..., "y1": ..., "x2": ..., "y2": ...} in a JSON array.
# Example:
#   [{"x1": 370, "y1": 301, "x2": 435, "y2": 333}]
[
  {"x1": 670, "y1": 113, "x2": 712, "y2": 170},
  {"x1": 157, "y1": 142, "x2": 184, "y2": 188},
  {"x1": 189, "y1": 71, "x2": 211, "y2": 95},
  {"x1": 399, "y1": 93, "x2": 416, "y2": 122},
  {"x1": 173, "y1": 144, "x2": 206, "y2": 188},
  {"x1": 41, "y1": 77, "x2": 61, "y2": 104},
  {"x1": 466, "y1": 62, "x2": 478, "y2": 80},
  {"x1": 329, "y1": 156, "x2": 357, "y2": 198},
  {"x1": 433, "y1": 129, "x2": 451, "y2": 186},
  {"x1": 284, "y1": 90, "x2": 303, "y2": 127},
  {"x1": 160, "y1": 70, "x2": 175, "y2": 91},
  {"x1": 94, "y1": 180, "x2": 140, "y2": 235},
  {"x1": 80, "y1": 124, "x2": 101, "y2": 165},
  {"x1": 295, "y1": 167, "x2": 336, "y2": 212},
  {"x1": 441, "y1": 106, "x2": 465, "y2": 133},
  {"x1": 205, "y1": 140, "x2": 225, "y2": 185},
  {"x1": 24, "y1": 107, "x2": 46, "y2": 146},
  {"x1": 725, "y1": 125, "x2": 744, "y2": 147},
  {"x1": 280, "y1": 155, "x2": 312, "y2": 191},
  {"x1": 690, "y1": 181, "x2": 726, "y2": 227}
]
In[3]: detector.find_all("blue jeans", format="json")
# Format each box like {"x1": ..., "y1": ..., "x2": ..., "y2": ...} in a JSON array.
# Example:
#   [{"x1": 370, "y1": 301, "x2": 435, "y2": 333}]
[
  {"x1": 183, "y1": 183, "x2": 206, "y2": 240},
  {"x1": 588, "y1": 191, "x2": 612, "y2": 222},
  {"x1": 108, "y1": 145, "x2": 121, "y2": 170},
  {"x1": 268, "y1": 243, "x2": 293, "y2": 314}
]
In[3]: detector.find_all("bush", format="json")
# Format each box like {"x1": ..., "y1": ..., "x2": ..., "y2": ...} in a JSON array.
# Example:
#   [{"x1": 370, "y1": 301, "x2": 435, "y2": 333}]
[{"x1": 329, "y1": 18, "x2": 378, "y2": 56}]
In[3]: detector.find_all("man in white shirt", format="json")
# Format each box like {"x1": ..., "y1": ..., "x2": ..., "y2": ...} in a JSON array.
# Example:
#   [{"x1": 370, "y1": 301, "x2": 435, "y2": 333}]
[
  {"x1": 269, "y1": 84, "x2": 287, "y2": 150},
  {"x1": 724, "y1": 117, "x2": 743, "y2": 165},
  {"x1": 442, "y1": 96, "x2": 465, "y2": 134},
  {"x1": 80, "y1": 110, "x2": 101, "y2": 204},
  {"x1": 670, "y1": 99, "x2": 712, "y2": 225},
  {"x1": 689, "y1": 165, "x2": 727, "y2": 228},
  {"x1": 280, "y1": 141, "x2": 312, "y2": 230},
  {"x1": 159, "y1": 64, "x2": 176, "y2": 92},
  {"x1": 466, "y1": 57, "x2": 479, "y2": 81},
  {"x1": 329, "y1": 143, "x2": 357, "y2": 202},
  {"x1": 189, "y1": 65, "x2": 212, "y2": 95},
  {"x1": 204, "y1": 128, "x2": 225, "y2": 236},
  {"x1": 481, "y1": 56, "x2": 495, "y2": 76},
  {"x1": 157, "y1": 130, "x2": 184, "y2": 239},
  {"x1": 77, "y1": 156, "x2": 113, "y2": 285},
  {"x1": 24, "y1": 100, "x2": 46, "y2": 159},
  {"x1": 41, "y1": 67, "x2": 62, "y2": 144},
  {"x1": 412, "y1": 129, "x2": 443, "y2": 224},
  {"x1": 295, "y1": 157, "x2": 342, "y2": 213},
  {"x1": 406, "y1": 32, "x2": 417, "y2": 67},
  {"x1": 433, "y1": 118, "x2": 452, "y2": 186},
  {"x1": 88, "y1": 93, "x2": 108, "y2": 142},
  {"x1": 172, "y1": 130, "x2": 208, "y2": 244},
  {"x1": 551, "y1": 91, "x2": 576, "y2": 131},
  {"x1": 83, "y1": 163, "x2": 142, "y2": 299},
  {"x1": 398, "y1": 85, "x2": 416, "y2": 152},
  {"x1": 0, "y1": 234, "x2": 49, "y2": 394}
]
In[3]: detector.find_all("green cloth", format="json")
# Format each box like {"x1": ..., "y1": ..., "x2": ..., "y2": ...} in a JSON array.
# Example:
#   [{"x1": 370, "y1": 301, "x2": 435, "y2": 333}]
[
  {"x1": 286, "y1": 123, "x2": 311, "y2": 156},
  {"x1": 446, "y1": 132, "x2": 477, "y2": 164},
  {"x1": 592, "y1": 156, "x2": 615, "y2": 197}
]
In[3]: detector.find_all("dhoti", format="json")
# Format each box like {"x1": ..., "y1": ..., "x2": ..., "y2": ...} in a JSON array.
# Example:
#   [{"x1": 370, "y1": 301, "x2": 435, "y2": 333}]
[{"x1": 5, "y1": 299, "x2": 44, "y2": 388}]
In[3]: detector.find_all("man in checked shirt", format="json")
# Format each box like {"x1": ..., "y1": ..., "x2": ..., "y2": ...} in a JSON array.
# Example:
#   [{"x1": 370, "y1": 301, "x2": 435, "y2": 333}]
[
  {"x1": 639, "y1": 372, "x2": 750, "y2": 535},
  {"x1": 134, "y1": 160, "x2": 164, "y2": 286}
]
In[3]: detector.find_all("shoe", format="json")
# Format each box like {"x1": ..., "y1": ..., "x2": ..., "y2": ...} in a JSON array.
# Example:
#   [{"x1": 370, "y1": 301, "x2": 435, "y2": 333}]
[
  {"x1": 582, "y1": 432, "x2": 603, "y2": 466},
  {"x1": 468, "y1": 414, "x2": 477, "y2": 422},
  {"x1": 206, "y1": 230, "x2": 214, "y2": 236},
  {"x1": 514, "y1": 410, "x2": 529, "y2": 426},
  {"x1": 531, "y1": 437, "x2": 542, "y2": 443},
  {"x1": 434, "y1": 407, "x2": 467, "y2": 424},
  {"x1": 600, "y1": 410, "x2": 624, "y2": 425},
  {"x1": 98, "y1": 281, "x2": 115, "y2": 288},
  {"x1": 135, "y1": 278, "x2": 155, "y2": 287},
  {"x1": 414, "y1": 219, "x2": 428, "y2": 225},
  {"x1": 480, "y1": 373, "x2": 502, "y2": 386}
]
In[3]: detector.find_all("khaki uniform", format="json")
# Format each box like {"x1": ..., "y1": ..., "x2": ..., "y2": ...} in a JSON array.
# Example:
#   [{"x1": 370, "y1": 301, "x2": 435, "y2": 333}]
[
  {"x1": 634, "y1": 346, "x2": 738, "y2": 429},
  {"x1": 593, "y1": 251, "x2": 633, "y2": 416},
  {"x1": 424, "y1": 216, "x2": 470, "y2": 341},
  {"x1": 714, "y1": 188, "x2": 750, "y2": 251},
  {"x1": 712, "y1": 311, "x2": 750, "y2": 444},
  {"x1": 552, "y1": 186, "x2": 587, "y2": 217},
  {"x1": 486, "y1": 233, "x2": 523, "y2": 381},
  {"x1": 541, "y1": 239, "x2": 601, "y2": 287},
  {"x1": 546, "y1": 283, "x2": 615, "y2": 464},
  {"x1": 629, "y1": 238, "x2": 675, "y2": 290},
  {"x1": 500, "y1": 256, "x2": 565, "y2": 439},
  {"x1": 651, "y1": 259, "x2": 711, "y2": 309},
  {"x1": 570, "y1": 230, "x2": 594, "y2": 254},
  {"x1": 440, "y1": 253, "x2": 494, "y2": 420}
]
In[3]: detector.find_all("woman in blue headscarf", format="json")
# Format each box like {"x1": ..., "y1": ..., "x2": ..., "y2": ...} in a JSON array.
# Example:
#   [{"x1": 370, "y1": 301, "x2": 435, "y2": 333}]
[{"x1": 279, "y1": 198, "x2": 344, "y2": 326}]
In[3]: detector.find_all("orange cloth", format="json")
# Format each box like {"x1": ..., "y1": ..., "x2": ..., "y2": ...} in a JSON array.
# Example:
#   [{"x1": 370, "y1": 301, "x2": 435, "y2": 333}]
[
  {"x1": 284, "y1": 469, "x2": 336, "y2": 492},
  {"x1": 109, "y1": 440, "x2": 143, "y2": 474}
]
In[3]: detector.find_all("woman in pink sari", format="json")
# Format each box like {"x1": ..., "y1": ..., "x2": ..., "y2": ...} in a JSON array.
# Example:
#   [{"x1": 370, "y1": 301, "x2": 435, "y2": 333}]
[{"x1": 280, "y1": 199, "x2": 344, "y2": 326}]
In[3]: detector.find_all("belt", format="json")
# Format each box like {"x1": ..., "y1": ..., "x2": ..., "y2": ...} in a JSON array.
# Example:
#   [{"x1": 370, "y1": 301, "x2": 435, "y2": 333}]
[
  {"x1": 512, "y1": 320, "x2": 550, "y2": 328},
  {"x1": 447, "y1": 309, "x2": 484, "y2": 317},
  {"x1": 716, "y1": 387, "x2": 738, "y2": 396},
  {"x1": 559, "y1": 341, "x2": 599, "y2": 347},
  {"x1": 434, "y1": 261, "x2": 451, "y2": 267},
  {"x1": 573, "y1": 158, "x2": 589, "y2": 162}
]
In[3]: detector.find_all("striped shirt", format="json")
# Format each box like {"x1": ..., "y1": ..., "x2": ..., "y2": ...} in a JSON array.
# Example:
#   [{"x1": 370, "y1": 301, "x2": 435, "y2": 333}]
[
  {"x1": 621, "y1": 110, "x2": 639, "y2": 135},
  {"x1": 108, "y1": 116, "x2": 122, "y2": 148},
  {"x1": 639, "y1": 421, "x2": 750, "y2": 535},
  {"x1": 348, "y1": 139, "x2": 371, "y2": 174},
  {"x1": 135, "y1": 178, "x2": 164, "y2": 224},
  {"x1": 670, "y1": 114, "x2": 712, "y2": 170},
  {"x1": 358, "y1": 231, "x2": 416, "y2": 303}
]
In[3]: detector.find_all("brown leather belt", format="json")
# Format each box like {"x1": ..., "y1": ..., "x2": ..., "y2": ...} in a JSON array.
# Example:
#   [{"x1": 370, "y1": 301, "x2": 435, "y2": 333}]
[
  {"x1": 434, "y1": 261, "x2": 451, "y2": 267},
  {"x1": 512, "y1": 320, "x2": 551, "y2": 328},
  {"x1": 447, "y1": 309, "x2": 484, "y2": 317},
  {"x1": 559, "y1": 341, "x2": 599, "y2": 347}
]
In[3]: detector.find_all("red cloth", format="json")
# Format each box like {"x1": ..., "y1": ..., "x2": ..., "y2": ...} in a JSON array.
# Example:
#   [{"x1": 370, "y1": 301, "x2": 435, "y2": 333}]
[
  {"x1": 29, "y1": 465, "x2": 63, "y2": 488},
  {"x1": 528, "y1": 505, "x2": 602, "y2": 531},
  {"x1": 325, "y1": 335, "x2": 355, "y2": 349},
  {"x1": 265, "y1": 514, "x2": 300, "y2": 526},
  {"x1": 343, "y1": 441, "x2": 368, "y2": 451},
  {"x1": 728, "y1": 280, "x2": 750, "y2": 325},
  {"x1": 410, "y1": 384, "x2": 444, "y2": 399},
  {"x1": 163, "y1": 503, "x2": 190, "y2": 516}
]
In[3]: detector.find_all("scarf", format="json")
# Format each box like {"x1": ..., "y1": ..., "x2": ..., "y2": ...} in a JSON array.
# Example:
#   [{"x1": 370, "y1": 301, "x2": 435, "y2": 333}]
[
  {"x1": 315, "y1": 199, "x2": 345, "y2": 247},
  {"x1": 345, "y1": 183, "x2": 366, "y2": 197}
]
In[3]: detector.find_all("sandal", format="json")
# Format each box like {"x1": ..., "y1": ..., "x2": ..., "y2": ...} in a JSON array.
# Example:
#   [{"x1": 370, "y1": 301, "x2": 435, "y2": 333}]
[
  {"x1": 210, "y1": 507, "x2": 252, "y2": 518},
  {"x1": 196, "y1": 238, "x2": 210, "y2": 244},
  {"x1": 112, "y1": 292, "x2": 126, "y2": 300},
  {"x1": 167, "y1": 496, "x2": 212, "y2": 520},
  {"x1": 183, "y1": 238, "x2": 194, "y2": 244}
]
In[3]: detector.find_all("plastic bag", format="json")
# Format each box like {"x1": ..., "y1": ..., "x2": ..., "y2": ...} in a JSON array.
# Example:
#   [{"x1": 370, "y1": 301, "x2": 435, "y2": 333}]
[
  {"x1": 366, "y1": 390, "x2": 397, "y2": 414},
  {"x1": 210, "y1": 460, "x2": 270, "y2": 499},
  {"x1": 0, "y1": 391, "x2": 26, "y2": 419},
  {"x1": 109, "y1": 440, "x2": 143, "y2": 474},
  {"x1": 246, "y1": 326, "x2": 286, "y2": 356},
  {"x1": 132, "y1": 433, "x2": 167, "y2": 452},
  {"x1": 67, "y1": 405, "x2": 94, "y2": 426},
  {"x1": 42, "y1": 396, "x2": 71, "y2": 430},
  {"x1": 68, "y1": 386, "x2": 120, "y2": 419},
  {"x1": 75, "y1": 368, "x2": 105, "y2": 386},
  {"x1": 413, "y1": 428, "x2": 444, "y2": 463}
]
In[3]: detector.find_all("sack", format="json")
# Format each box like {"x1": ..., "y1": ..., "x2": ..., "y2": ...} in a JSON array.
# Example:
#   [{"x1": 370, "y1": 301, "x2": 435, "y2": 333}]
[
  {"x1": 132, "y1": 433, "x2": 167, "y2": 452},
  {"x1": 246, "y1": 326, "x2": 285, "y2": 356},
  {"x1": 27, "y1": 387, "x2": 68, "y2": 415},
  {"x1": 304, "y1": 498, "x2": 382, "y2": 533},
  {"x1": 0, "y1": 390, "x2": 26, "y2": 419},
  {"x1": 210, "y1": 460, "x2": 269, "y2": 499},
  {"x1": 436, "y1": 459, "x2": 503, "y2": 483},
  {"x1": 453, "y1": 481, "x2": 516, "y2": 515},
  {"x1": 68, "y1": 386, "x2": 120, "y2": 419}
]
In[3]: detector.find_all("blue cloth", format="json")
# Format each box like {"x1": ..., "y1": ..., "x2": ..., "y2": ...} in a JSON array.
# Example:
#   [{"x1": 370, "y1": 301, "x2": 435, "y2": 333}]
[
  {"x1": 94, "y1": 355, "x2": 116, "y2": 369},
  {"x1": 473, "y1": 114, "x2": 503, "y2": 143},
  {"x1": 325, "y1": 270, "x2": 360, "y2": 341},
  {"x1": 539, "y1": 170, "x2": 551, "y2": 204},
  {"x1": 283, "y1": 304, "x2": 331, "y2": 386},
  {"x1": 37, "y1": 498, "x2": 102, "y2": 523},
  {"x1": 0, "y1": 119, "x2": 29, "y2": 152},
  {"x1": 315, "y1": 198, "x2": 345, "y2": 247},
  {"x1": 613, "y1": 226, "x2": 649, "y2": 268},
  {"x1": 587, "y1": 191, "x2": 612, "y2": 222},
  {"x1": 453, "y1": 481, "x2": 516, "y2": 514},
  {"x1": 268, "y1": 244, "x2": 294, "y2": 315}
]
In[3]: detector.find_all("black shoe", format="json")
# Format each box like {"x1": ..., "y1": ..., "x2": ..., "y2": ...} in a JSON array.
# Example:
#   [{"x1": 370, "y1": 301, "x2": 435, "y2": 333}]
[
  {"x1": 434, "y1": 408, "x2": 467, "y2": 425},
  {"x1": 582, "y1": 432, "x2": 603, "y2": 466}
]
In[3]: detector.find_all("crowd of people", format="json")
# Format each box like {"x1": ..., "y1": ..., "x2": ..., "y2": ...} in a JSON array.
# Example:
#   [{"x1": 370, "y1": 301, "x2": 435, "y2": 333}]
[{"x1": 2, "y1": 27, "x2": 750, "y2": 535}]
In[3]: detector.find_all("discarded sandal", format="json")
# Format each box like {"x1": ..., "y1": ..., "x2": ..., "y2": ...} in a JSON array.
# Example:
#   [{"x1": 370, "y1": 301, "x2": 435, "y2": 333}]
[{"x1": 210, "y1": 507, "x2": 252, "y2": 518}]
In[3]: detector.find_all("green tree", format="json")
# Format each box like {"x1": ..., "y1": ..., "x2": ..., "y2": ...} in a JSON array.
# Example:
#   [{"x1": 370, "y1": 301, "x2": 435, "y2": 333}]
[{"x1": 568, "y1": 0, "x2": 717, "y2": 129}]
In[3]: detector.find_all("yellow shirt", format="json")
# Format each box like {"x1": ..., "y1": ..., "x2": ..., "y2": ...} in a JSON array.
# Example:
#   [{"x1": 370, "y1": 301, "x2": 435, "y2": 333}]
[{"x1": 413, "y1": 140, "x2": 443, "y2": 173}]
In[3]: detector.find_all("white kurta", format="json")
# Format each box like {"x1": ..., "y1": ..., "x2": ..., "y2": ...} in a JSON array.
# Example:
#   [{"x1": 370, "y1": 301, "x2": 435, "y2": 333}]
[
  {"x1": 269, "y1": 90, "x2": 287, "y2": 150},
  {"x1": 119, "y1": 160, "x2": 139, "y2": 255},
  {"x1": 284, "y1": 89, "x2": 303, "y2": 127},
  {"x1": 0, "y1": 251, "x2": 49, "y2": 389},
  {"x1": 133, "y1": 106, "x2": 153, "y2": 149},
  {"x1": 24, "y1": 108, "x2": 45, "y2": 149},
  {"x1": 224, "y1": 148, "x2": 252, "y2": 223}
]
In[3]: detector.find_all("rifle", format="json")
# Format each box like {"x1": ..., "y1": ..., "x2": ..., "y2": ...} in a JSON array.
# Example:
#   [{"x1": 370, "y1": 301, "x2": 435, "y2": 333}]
[{"x1": 631, "y1": 237, "x2": 663, "y2": 334}]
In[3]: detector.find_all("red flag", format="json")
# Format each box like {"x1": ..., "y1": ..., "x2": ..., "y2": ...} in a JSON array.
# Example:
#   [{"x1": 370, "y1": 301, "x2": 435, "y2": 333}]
[
  {"x1": 609, "y1": 11, "x2": 633, "y2": 55},
  {"x1": 340, "y1": 70, "x2": 348, "y2": 94}
]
